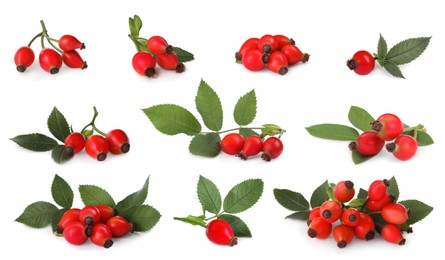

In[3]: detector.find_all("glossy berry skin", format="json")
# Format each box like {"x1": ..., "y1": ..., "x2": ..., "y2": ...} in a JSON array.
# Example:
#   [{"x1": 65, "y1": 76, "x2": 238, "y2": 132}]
[
  {"x1": 354, "y1": 213, "x2": 375, "y2": 240},
  {"x1": 368, "y1": 179, "x2": 389, "y2": 201},
  {"x1": 261, "y1": 137, "x2": 284, "y2": 161},
  {"x1": 79, "y1": 205, "x2": 101, "y2": 226},
  {"x1": 64, "y1": 132, "x2": 85, "y2": 154},
  {"x1": 242, "y1": 49, "x2": 266, "y2": 71},
  {"x1": 59, "y1": 35, "x2": 85, "y2": 51},
  {"x1": 63, "y1": 222, "x2": 89, "y2": 245},
  {"x1": 347, "y1": 50, "x2": 375, "y2": 75},
  {"x1": 132, "y1": 51, "x2": 156, "y2": 77},
  {"x1": 235, "y1": 37, "x2": 259, "y2": 62},
  {"x1": 258, "y1": 34, "x2": 278, "y2": 53},
  {"x1": 307, "y1": 217, "x2": 332, "y2": 239},
  {"x1": 39, "y1": 48, "x2": 62, "y2": 74},
  {"x1": 267, "y1": 52, "x2": 288, "y2": 75},
  {"x1": 320, "y1": 200, "x2": 342, "y2": 223},
  {"x1": 333, "y1": 180, "x2": 355, "y2": 202},
  {"x1": 238, "y1": 135, "x2": 263, "y2": 160},
  {"x1": 147, "y1": 36, "x2": 172, "y2": 55},
  {"x1": 57, "y1": 208, "x2": 81, "y2": 234},
  {"x1": 386, "y1": 135, "x2": 418, "y2": 161},
  {"x1": 273, "y1": 35, "x2": 295, "y2": 50},
  {"x1": 14, "y1": 46, "x2": 35, "y2": 72},
  {"x1": 62, "y1": 50, "x2": 87, "y2": 69},
  {"x1": 206, "y1": 219, "x2": 237, "y2": 246},
  {"x1": 341, "y1": 208, "x2": 360, "y2": 227},
  {"x1": 95, "y1": 204, "x2": 115, "y2": 223},
  {"x1": 280, "y1": 44, "x2": 309, "y2": 65},
  {"x1": 91, "y1": 223, "x2": 113, "y2": 248},
  {"x1": 156, "y1": 52, "x2": 185, "y2": 73},
  {"x1": 219, "y1": 133, "x2": 245, "y2": 155},
  {"x1": 106, "y1": 129, "x2": 130, "y2": 154},
  {"x1": 366, "y1": 194, "x2": 393, "y2": 211},
  {"x1": 381, "y1": 224, "x2": 406, "y2": 245},
  {"x1": 333, "y1": 224, "x2": 354, "y2": 248},
  {"x1": 106, "y1": 216, "x2": 134, "y2": 238},
  {"x1": 349, "y1": 131, "x2": 385, "y2": 156},
  {"x1": 307, "y1": 207, "x2": 321, "y2": 226},
  {"x1": 372, "y1": 113, "x2": 404, "y2": 141},
  {"x1": 381, "y1": 203, "x2": 410, "y2": 225},
  {"x1": 85, "y1": 135, "x2": 109, "y2": 161}
]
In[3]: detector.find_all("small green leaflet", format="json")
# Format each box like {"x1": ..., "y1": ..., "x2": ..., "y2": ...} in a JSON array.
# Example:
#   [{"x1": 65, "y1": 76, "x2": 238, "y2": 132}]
[
  {"x1": 189, "y1": 133, "x2": 221, "y2": 157},
  {"x1": 348, "y1": 106, "x2": 374, "y2": 132},
  {"x1": 16, "y1": 201, "x2": 58, "y2": 228},
  {"x1": 386, "y1": 37, "x2": 431, "y2": 65},
  {"x1": 115, "y1": 176, "x2": 150, "y2": 213},
  {"x1": 47, "y1": 107, "x2": 71, "y2": 143},
  {"x1": 218, "y1": 214, "x2": 252, "y2": 238},
  {"x1": 51, "y1": 174, "x2": 73, "y2": 209},
  {"x1": 173, "y1": 47, "x2": 194, "y2": 63},
  {"x1": 310, "y1": 180, "x2": 330, "y2": 208},
  {"x1": 383, "y1": 61, "x2": 405, "y2": 79},
  {"x1": 377, "y1": 34, "x2": 388, "y2": 59},
  {"x1": 79, "y1": 185, "x2": 115, "y2": 208},
  {"x1": 273, "y1": 189, "x2": 309, "y2": 212},
  {"x1": 285, "y1": 211, "x2": 310, "y2": 220},
  {"x1": 306, "y1": 124, "x2": 359, "y2": 141},
  {"x1": 387, "y1": 176, "x2": 399, "y2": 202},
  {"x1": 399, "y1": 200, "x2": 433, "y2": 225},
  {"x1": 357, "y1": 188, "x2": 368, "y2": 199},
  {"x1": 223, "y1": 179, "x2": 264, "y2": 214},
  {"x1": 197, "y1": 175, "x2": 222, "y2": 214},
  {"x1": 348, "y1": 198, "x2": 366, "y2": 209},
  {"x1": 129, "y1": 15, "x2": 142, "y2": 38},
  {"x1": 239, "y1": 128, "x2": 259, "y2": 138},
  {"x1": 11, "y1": 133, "x2": 59, "y2": 152},
  {"x1": 352, "y1": 150, "x2": 375, "y2": 165},
  {"x1": 195, "y1": 80, "x2": 223, "y2": 132},
  {"x1": 119, "y1": 205, "x2": 161, "y2": 232},
  {"x1": 51, "y1": 145, "x2": 73, "y2": 164},
  {"x1": 404, "y1": 130, "x2": 434, "y2": 146},
  {"x1": 174, "y1": 215, "x2": 206, "y2": 228},
  {"x1": 234, "y1": 90, "x2": 257, "y2": 126}
]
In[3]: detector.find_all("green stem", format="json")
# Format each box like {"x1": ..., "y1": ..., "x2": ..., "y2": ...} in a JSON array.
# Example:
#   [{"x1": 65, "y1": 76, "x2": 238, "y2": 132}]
[
  {"x1": 48, "y1": 37, "x2": 59, "y2": 42},
  {"x1": 81, "y1": 107, "x2": 107, "y2": 136},
  {"x1": 40, "y1": 32, "x2": 45, "y2": 49},
  {"x1": 28, "y1": 32, "x2": 43, "y2": 47},
  {"x1": 403, "y1": 124, "x2": 426, "y2": 133},
  {"x1": 204, "y1": 212, "x2": 224, "y2": 221},
  {"x1": 40, "y1": 20, "x2": 62, "y2": 53},
  {"x1": 128, "y1": 34, "x2": 141, "y2": 52}
]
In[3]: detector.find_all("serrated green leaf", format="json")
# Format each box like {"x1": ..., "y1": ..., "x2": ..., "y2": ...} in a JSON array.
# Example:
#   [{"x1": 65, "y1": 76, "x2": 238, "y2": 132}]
[
  {"x1": 326, "y1": 186, "x2": 338, "y2": 202},
  {"x1": 218, "y1": 214, "x2": 252, "y2": 237},
  {"x1": 52, "y1": 208, "x2": 68, "y2": 233},
  {"x1": 128, "y1": 17, "x2": 137, "y2": 38},
  {"x1": 404, "y1": 130, "x2": 434, "y2": 146},
  {"x1": 16, "y1": 201, "x2": 58, "y2": 228},
  {"x1": 51, "y1": 174, "x2": 73, "y2": 208},
  {"x1": 174, "y1": 215, "x2": 206, "y2": 228},
  {"x1": 142, "y1": 104, "x2": 202, "y2": 136},
  {"x1": 189, "y1": 133, "x2": 221, "y2": 157},
  {"x1": 273, "y1": 189, "x2": 309, "y2": 211},
  {"x1": 352, "y1": 150, "x2": 375, "y2": 164},
  {"x1": 306, "y1": 124, "x2": 359, "y2": 141},
  {"x1": 310, "y1": 180, "x2": 330, "y2": 208},
  {"x1": 347, "y1": 198, "x2": 366, "y2": 208},
  {"x1": 173, "y1": 47, "x2": 194, "y2": 63},
  {"x1": 399, "y1": 200, "x2": 433, "y2": 225},
  {"x1": 348, "y1": 106, "x2": 374, "y2": 132},
  {"x1": 47, "y1": 107, "x2": 71, "y2": 143},
  {"x1": 388, "y1": 176, "x2": 399, "y2": 202},
  {"x1": 195, "y1": 80, "x2": 223, "y2": 131},
  {"x1": 11, "y1": 133, "x2": 59, "y2": 152},
  {"x1": 239, "y1": 128, "x2": 259, "y2": 138},
  {"x1": 234, "y1": 90, "x2": 257, "y2": 126},
  {"x1": 357, "y1": 188, "x2": 368, "y2": 199},
  {"x1": 197, "y1": 175, "x2": 222, "y2": 214},
  {"x1": 378, "y1": 34, "x2": 388, "y2": 58},
  {"x1": 383, "y1": 61, "x2": 405, "y2": 78},
  {"x1": 133, "y1": 15, "x2": 143, "y2": 36},
  {"x1": 386, "y1": 37, "x2": 431, "y2": 65},
  {"x1": 51, "y1": 145, "x2": 74, "y2": 164},
  {"x1": 120, "y1": 205, "x2": 161, "y2": 232},
  {"x1": 223, "y1": 179, "x2": 263, "y2": 214},
  {"x1": 115, "y1": 176, "x2": 150, "y2": 213},
  {"x1": 135, "y1": 38, "x2": 149, "y2": 52},
  {"x1": 370, "y1": 213, "x2": 386, "y2": 233},
  {"x1": 79, "y1": 185, "x2": 115, "y2": 208},
  {"x1": 285, "y1": 211, "x2": 310, "y2": 220}
]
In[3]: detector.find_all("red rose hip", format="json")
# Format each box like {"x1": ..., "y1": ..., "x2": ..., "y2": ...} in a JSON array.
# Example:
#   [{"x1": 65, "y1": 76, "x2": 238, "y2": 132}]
[
  {"x1": 206, "y1": 219, "x2": 237, "y2": 246},
  {"x1": 156, "y1": 52, "x2": 185, "y2": 73},
  {"x1": 85, "y1": 135, "x2": 109, "y2": 161},
  {"x1": 267, "y1": 51, "x2": 288, "y2": 75},
  {"x1": 57, "y1": 208, "x2": 81, "y2": 234},
  {"x1": 381, "y1": 203, "x2": 410, "y2": 225},
  {"x1": 320, "y1": 200, "x2": 342, "y2": 223},
  {"x1": 333, "y1": 180, "x2": 355, "y2": 202},
  {"x1": 90, "y1": 223, "x2": 113, "y2": 248},
  {"x1": 386, "y1": 135, "x2": 418, "y2": 161},
  {"x1": 372, "y1": 113, "x2": 404, "y2": 141},
  {"x1": 79, "y1": 205, "x2": 101, "y2": 226},
  {"x1": 64, "y1": 132, "x2": 85, "y2": 155},
  {"x1": 347, "y1": 50, "x2": 375, "y2": 75},
  {"x1": 106, "y1": 129, "x2": 130, "y2": 154},
  {"x1": 258, "y1": 34, "x2": 278, "y2": 53},
  {"x1": 147, "y1": 36, "x2": 173, "y2": 55},
  {"x1": 381, "y1": 224, "x2": 406, "y2": 245},
  {"x1": 107, "y1": 216, "x2": 134, "y2": 238},
  {"x1": 14, "y1": 46, "x2": 35, "y2": 72},
  {"x1": 95, "y1": 204, "x2": 115, "y2": 223},
  {"x1": 39, "y1": 48, "x2": 62, "y2": 74},
  {"x1": 333, "y1": 224, "x2": 354, "y2": 248},
  {"x1": 242, "y1": 49, "x2": 267, "y2": 71},
  {"x1": 280, "y1": 44, "x2": 309, "y2": 65},
  {"x1": 307, "y1": 217, "x2": 332, "y2": 239},
  {"x1": 261, "y1": 137, "x2": 283, "y2": 161},
  {"x1": 218, "y1": 133, "x2": 245, "y2": 155},
  {"x1": 238, "y1": 135, "x2": 263, "y2": 160},
  {"x1": 348, "y1": 131, "x2": 385, "y2": 156},
  {"x1": 59, "y1": 35, "x2": 85, "y2": 51},
  {"x1": 62, "y1": 50, "x2": 87, "y2": 69},
  {"x1": 235, "y1": 37, "x2": 259, "y2": 62},
  {"x1": 63, "y1": 222, "x2": 89, "y2": 245},
  {"x1": 132, "y1": 51, "x2": 156, "y2": 77}
]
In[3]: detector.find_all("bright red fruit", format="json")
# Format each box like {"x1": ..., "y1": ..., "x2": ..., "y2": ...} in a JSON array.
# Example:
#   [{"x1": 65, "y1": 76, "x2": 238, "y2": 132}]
[
  {"x1": 85, "y1": 135, "x2": 109, "y2": 161},
  {"x1": 132, "y1": 51, "x2": 156, "y2": 77},
  {"x1": 368, "y1": 179, "x2": 389, "y2": 201},
  {"x1": 79, "y1": 205, "x2": 101, "y2": 226},
  {"x1": 372, "y1": 113, "x2": 404, "y2": 141},
  {"x1": 320, "y1": 200, "x2": 342, "y2": 223},
  {"x1": 267, "y1": 52, "x2": 288, "y2": 75},
  {"x1": 381, "y1": 203, "x2": 410, "y2": 225},
  {"x1": 354, "y1": 213, "x2": 375, "y2": 240},
  {"x1": 106, "y1": 216, "x2": 134, "y2": 238},
  {"x1": 273, "y1": 35, "x2": 295, "y2": 50},
  {"x1": 280, "y1": 44, "x2": 309, "y2": 65},
  {"x1": 57, "y1": 208, "x2": 81, "y2": 234},
  {"x1": 91, "y1": 223, "x2": 113, "y2": 248},
  {"x1": 333, "y1": 224, "x2": 354, "y2": 248},
  {"x1": 59, "y1": 35, "x2": 85, "y2": 51},
  {"x1": 14, "y1": 46, "x2": 35, "y2": 72},
  {"x1": 333, "y1": 180, "x2": 355, "y2": 202},
  {"x1": 206, "y1": 219, "x2": 237, "y2": 246},
  {"x1": 64, "y1": 132, "x2": 85, "y2": 154},
  {"x1": 39, "y1": 48, "x2": 62, "y2": 74},
  {"x1": 235, "y1": 37, "x2": 259, "y2": 62},
  {"x1": 307, "y1": 207, "x2": 321, "y2": 226},
  {"x1": 381, "y1": 224, "x2": 406, "y2": 245},
  {"x1": 218, "y1": 133, "x2": 245, "y2": 155},
  {"x1": 365, "y1": 194, "x2": 393, "y2": 211},
  {"x1": 242, "y1": 49, "x2": 266, "y2": 71},
  {"x1": 307, "y1": 217, "x2": 332, "y2": 239},
  {"x1": 62, "y1": 50, "x2": 87, "y2": 69},
  {"x1": 261, "y1": 137, "x2": 283, "y2": 161},
  {"x1": 147, "y1": 36, "x2": 173, "y2": 55},
  {"x1": 238, "y1": 135, "x2": 263, "y2": 160},
  {"x1": 341, "y1": 208, "x2": 360, "y2": 227},
  {"x1": 156, "y1": 52, "x2": 185, "y2": 73},
  {"x1": 347, "y1": 50, "x2": 375, "y2": 75},
  {"x1": 63, "y1": 222, "x2": 89, "y2": 245},
  {"x1": 258, "y1": 34, "x2": 278, "y2": 53},
  {"x1": 106, "y1": 129, "x2": 130, "y2": 154},
  {"x1": 349, "y1": 131, "x2": 385, "y2": 156},
  {"x1": 95, "y1": 204, "x2": 115, "y2": 223},
  {"x1": 386, "y1": 135, "x2": 418, "y2": 161}
]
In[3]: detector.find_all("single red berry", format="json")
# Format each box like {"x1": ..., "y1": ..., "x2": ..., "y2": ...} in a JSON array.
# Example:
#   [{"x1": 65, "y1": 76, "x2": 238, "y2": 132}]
[
  {"x1": 366, "y1": 194, "x2": 394, "y2": 211},
  {"x1": 386, "y1": 135, "x2": 418, "y2": 161},
  {"x1": 147, "y1": 36, "x2": 173, "y2": 55},
  {"x1": 85, "y1": 135, "x2": 109, "y2": 161},
  {"x1": 59, "y1": 35, "x2": 85, "y2": 51},
  {"x1": 267, "y1": 51, "x2": 288, "y2": 75},
  {"x1": 353, "y1": 213, "x2": 375, "y2": 240},
  {"x1": 346, "y1": 50, "x2": 375, "y2": 75},
  {"x1": 348, "y1": 131, "x2": 385, "y2": 156},
  {"x1": 261, "y1": 137, "x2": 284, "y2": 161},
  {"x1": 372, "y1": 113, "x2": 404, "y2": 141},
  {"x1": 79, "y1": 205, "x2": 101, "y2": 226},
  {"x1": 258, "y1": 34, "x2": 279, "y2": 53},
  {"x1": 235, "y1": 37, "x2": 259, "y2": 62},
  {"x1": 238, "y1": 135, "x2": 263, "y2": 160},
  {"x1": 218, "y1": 133, "x2": 245, "y2": 155},
  {"x1": 307, "y1": 217, "x2": 332, "y2": 239},
  {"x1": 280, "y1": 44, "x2": 310, "y2": 65},
  {"x1": 62, "y1": 50, "x2": 87, "y2": 69},
  {"x1": 242, "y1": 49, "x2": 267, "y2": 71},
  {"x1": 333, "y1": 180, "x2": 355, "y2": 203},
  {"x1": 106, "y1": 129, "x2": 130, "y2": 154},
  {"x1": 341, "y1": 208, "x2": 360, "y2": 227},
  {"x1": 273, "y1": 35, "x2": 295, "y2": 50},
  {"x1": 307, "y1": 207, "x2": 321, "y2": 226},
  {"x1": 90, "y1": 223, "x2": 113, "y2": 248},
  {"x1": 381, "y1": 224, "x2": 406, "y2": 245},
  {"x1": 57, "y1": 208, "x2": 81, "y2": 234},
  {"x1": 63, "y1": 222, "x2": 90, "y2": 245},
  {"x1": 206, "y1": 219, "x2": 237, "y2": 246},
  {"x1": 39, "y1": 48, "x2": 62, "y2": 74},
  {"x1": 95, "y1": 204, "x2": 116, "y2": 224},
  {"x1": 333, "y1": 224, "x2": 354, "y2": 248},
  {"x1": 381, "y1": 203, "x2": 410, "y2": 225},
  {"x1": 106, "y1": 216, "x2": 134, "y2": 238},
  {"x1": 368, "y1": 179, "x2": 389, "y2": 201},
  {"x1": 14, "y1": 46, "x2": 35, "y2": 72},
  {"x1": 156, "y1": 52, "x2": 185, "y2": 73},
  {"x1": 320, "y1": 200, "x2": 342, "y2": 223},
  {"x1": 64, "y1": 132, "x2": 85, "y2": 155},
  {"x1": 132, "y1": 51, "x2": 157, "y2": 77}
]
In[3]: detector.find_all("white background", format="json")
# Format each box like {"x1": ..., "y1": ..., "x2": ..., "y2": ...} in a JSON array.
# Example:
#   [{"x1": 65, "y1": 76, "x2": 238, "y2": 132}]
[{"x1": 0, "y1": 0, "x2": 443, "y2": 259}]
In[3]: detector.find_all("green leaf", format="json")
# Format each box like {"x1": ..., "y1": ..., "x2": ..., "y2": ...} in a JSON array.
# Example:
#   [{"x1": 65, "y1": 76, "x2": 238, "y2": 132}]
[
  {"x1": 174, "y1": 215, "x2": 206, "y2": 228},
  {"x1": 51, "y1": 145, "x2": 74, "y2": 164},
  {"x1": 239, "y1": 128, "x2": 259, "y2": 138},
  {"x1": 52, "y1": 208, "x2": 68, "y2": 233},
  {"x1": 399, "y1": 200, "x2": 433, "y2": 225},
  {"x1": 352, "y1": 150, "x2": 375, "y2": 164},
  {"x1": 197, "y1": 175, "x2": 222, "y2": 214},
  {"x1": 357, "y1": 188, "x2": 368, "y2": 199},
  {"x1": 119, "y1": 205, "x2": 161, "y2": 232},
  {"x1": 326, "y1": 186, "x2": 338, "y2": 202},
  {"x1": 51, "y1": 174, "x2": 73, "y2": 208},
  {"x1": 115, "y1": 176, "x2": 150, "y2": 213},
  {"x1": 377, "y1": 34, "x2": 388, "y2": 58},
  {"x1": 388, "y1": 176, "x2": 399, "y2": 202},
  {"x1": 142, "y1": 104, "x2": 202, "y2": 136},
  {"x1": 79, "y1": 185, "x2": 115, "y2": 208},
  {"x1": 273, "y1": 189, "x2": 309, "y2": 211},
  {"x1": 347, "y1": 198, "x2": 366, "y2": 208},
  {"x1": 348, "y1": 106, "x2": 374, "y2": 132},
  {"x1": 223, "y1": 179, "x2": 264, "y2": 214},
  {"x1": 16, "y1": 201, "x2": 58, "y2": 228},
  {"x1": 285, "y1": 211, "x2": 310, "y2": 220},
  {"x1": 234, "y1": 90, "x2": 257, "y2": 126},
  {"x1": 136, "y1": 38, "x2": 149, "y2": 52},
  {"x1": 11, "y1": 133, "x2": 59, "y2": 152},
  {"x1": 189, "y1": 133, "x2": 221, "y2": 157},
  {"x1": 173, "y1": 47, "x2": 194, "y2": 63},
  {"x1": 261, "y1": 124, "x2": 285, "y2": 137},
  {"x1": 305, "y1": 124, "x2": 359, "y2": 141},
  {"x1": 218, "y1": 214, "x2": 252, "y2": 238},
  {"x1": 404, "y1": 130, "x2": 434, "y2": 146},
  {"x1": 386, "y1": 37, "x2": 431, "y2": 65},
  {"x1": 133, "y1": 15, "x2": 143, "y2": 35},
  {"x1": 383, "y1": 61, "x2": 405, "y2": 78},
  {"x1": 195, "y1": 80, "x2": 223, "y2": 131},
  {"x1": 47, "y1": 107, "x2": 71, "y2": 143},
  {"x1": 310, "y1": 180, "x2": 330, "y2": 208}
]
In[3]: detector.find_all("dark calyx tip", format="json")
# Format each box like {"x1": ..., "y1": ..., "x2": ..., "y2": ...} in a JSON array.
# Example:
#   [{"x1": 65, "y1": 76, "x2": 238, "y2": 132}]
[
  {"x1": 97, "y1": 152, "x2": 107, "y2": 161},
  {"x1": 306, "y1": 219, "x2": 312, "y2": 226},
  {"x1": 322, "y1": 210, "x2": 331, "y2": 219},
  {"x1": 290, "y1": 38, "x2": 295, "y2": 45},
  {"x1": 113, "y1": 208, "x2": 118, "y2": 216},
  {"x1": 399, "y1": 238, "x2": 406, "y2": 246},
  {"x1": 337, "y1": 241, "x2": 347, "y2": 248},
  {"x1": 235, "y1": 52, "x2": 242, "y2": 62},
  {"x1": 346, "y1": 59, "x2": 357, "y2": 70},
  {"x1": 56, "y1": 225, "x2": 63, "y2": 235},
  {"x1": 307, "y1": 229, "x2": 317, "y2": 238},
  {"x1": 80, "y1": 43, "x2": 86, "y2": 50},
  {"x1": 131, "y1": 223, "x2": 138, "y2": 233},
  {"x1": 262, "y1": 44, "x2": 272, "y2": 53},
  {"x1": 85, "y1": 226, "x2": 92, "y2": 237},
  {"x1": 261, "y1": 153, "x2": 272, "y2": 162},
  {"x1": 165, "y1": 45, "x2": 174, "y2": 54},
  {"x1": 372, "y1": 120, "x2": 383, "y2": 132},
  {"x1": 389, "y1": 195, "x2": 396, "y2": 203},
  {"x1": 237, "y1": 153, "x2": 248, "y2": 160},
  {"x1": 65, "y1": 146, "x2": 74, "y2": 157},
  {"x1": 365, "y1": 231, "x2": 375, "y2": 241},
  {"x1": 175, "y1": 63, "x2": 185, "y2": 73},
  {"x1": 50, "y1": 67, "x2": 60, "y2": 74},
  {"x1": 345, "y1": 180, "x2": 354, "y2": 189},
  {"x1": 383, "y1": 179, "x2": 390, "y2": 187},
  {"x1": 82, "y1": 62, "x2": 88, "y2": 69},
  {"x1": 17, "y1": 65, "x2": 26, "y2": 72},
  {"x1": 348, "y1": 214, "x2": 357, "y2": 222},
  {"x1": 302, "y1": 53, "x2": 310, "y2": 63},
  {"x1": 229, "y1": 237, "x2": 238, "y2": 246},
  {"x1": 262, "y1": 53, "x2": 270, "y2": 64},
  {"x1": 348, "y1": 141, "x2": 357, "y2": 151},
  {"x1": 145, "y1": 67, "x2": 156, "y2": 77},
  {"x1": 386, "y1": 143, "x2": 396, "y2": 152},
  {"x1": 407, "y1": 227, "x2": 413, "y2": 233},
  {"x1": 278, "y1": 67, "x2": 288, "y2": 75},
  {"x1": 104, "y1": 240, "x2": 114, "y2": 248},
  {"x1": 84, "y1": 216, "x2": 94, "y2": 226},
  {"x1": 215, "y1": 142, "x2": 222, "y2": 152},
  {"x1": 120, "y1": 143, "x2": 130, "y2": 153}
]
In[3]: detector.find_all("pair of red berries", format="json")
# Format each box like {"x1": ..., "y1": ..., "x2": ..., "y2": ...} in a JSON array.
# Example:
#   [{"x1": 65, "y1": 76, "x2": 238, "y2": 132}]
[
  {"x1": 59, "y1": 205, "x2": 135, "y2": 248},
  {"x1": 349, "y1": 113, "x2": 418, "y2": 160},
  {"x1": 132, "y1": 36, "x2": 185, "y2": 78},
  {"x1": 236, "y1": 34, "x2": 309, "y2": 75},
  {"x1": 206, "y1": 219, "x2": 237, "y2": 246},
  {"x1": 64, "y1": 129, "x2": 130, "y2": 161},
  {"x1": 218, "y1": 133, "x2": 284, "y2": 161}
]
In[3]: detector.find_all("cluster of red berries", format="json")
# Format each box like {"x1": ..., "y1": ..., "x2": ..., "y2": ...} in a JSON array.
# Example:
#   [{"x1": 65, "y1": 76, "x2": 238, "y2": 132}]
[
  {"x1": 217, "y1": 133, "x2": 284, "y2": 161},
  {"x1": 14, "y1": 21, "x2": 87, "y2": 74},
  {"x1": 58, "y1": 205, "x2": 135, "y2": 248},
  {"x1": 236, "y1": 34, "x2": 309, "y2": 75},
  {"x1": 349, "y1": 113, "x2": 418, "y2": 160},
  {"x1": 307, "y1": 179, "x2": 409, "y2": 248}
]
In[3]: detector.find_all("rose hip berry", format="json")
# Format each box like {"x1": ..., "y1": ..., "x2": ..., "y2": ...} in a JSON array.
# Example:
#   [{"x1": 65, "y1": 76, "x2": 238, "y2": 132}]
[
  {"x1": 320, "y1": 200, "x2": 342, "y2": 223},
  {"x1": 132, "y1": 51, "x2": 156, "y2": 77},
  {"x1": 39, "y1": 48, "x2": 62, "y2": 74},
  {"x1": 242, "y1": 49, "x2": 267, "y2": 71},
  {"x1": 85, "y1": 135, "x2": 109, "y2": 161},
  {"x1": 258, "y1": 34, "x2": 278, "y2": 53},
  {"x1": 386, "y1": 135, "x2": 418, "y2": 161},
  {"x1": 267, "y1": 51, "x2": 289, "y2": 75},
  {"x1": 333, "y1": 180, "x2": 355, "y2": 202},
  {"x1": 57, "y1": 208, "x2": 81, "y2": 234},
  {"x1": 238, "y1": 135, "x2": 263, "y2": 160},
  {"x1": 59, "y1": 35, "x2": 85, "y2": 52},
  {"x1": 63, "y1": 222, "x2": 90, "y2": 245},
  {"x1": 341, "y1": 208, "x2": 360, "y2": 227},
  {"x1": 347, "y1": 50, "x2": 375, "y2": 75},
  {"x1": 62, "y1": 50, "x2": 87, "y2": 69},
  {"x1": 333, "y1": 224, "x2": 354, "y2": 248},
  {"x1": 106, "y1": 216, "x2": 134, "y2": 238},
  {"x1": 273, "y1": 34, "x2": 295, "y2": 50},
  {"x1": 349, "y1": 131, "x2": 385, "y2": 156},
  {"x1": 218, "y1": 133, "x2": 245, "y2": 155},
  {"x1": 381, "y1": 203, "x2": 410, "y2": 225},
  {"x1": 95, "y1": 204, "x2": 115, "y2": 224},
  {"x1": 307, "y1": 207, "x2": 321, "y2": 226},
  {"x1": 368, "y1": 179, "x2": 390, "y2": 201},
  {"x1": 280, "y1": 44, "x2": 309, "y2": 65},
  {"x1": 381, "y1": 224, "x2": 406, "y2": 245},
  {"x1": 14, "y1": 46, "x2": 35, "y2": 72},
  {"x1": 79, "y1": 205, "x2": 101, "y2": 226},
  {"x1": 147, "y1": 36, "x2": 173, "y2": 55},
  {"x1": 106, "y1": 129, "x2": 130, "y2": 154},
  {"x1": 372, "y1": 113, "x2": 404, "y2": 141},
  {"x1": 235, "y1": 37, "x2": 259, "y2": 62},
  {"x1": 366, "y1": 194, "x2": 394, "y2": 211},
  {"x1": 206, "y1": 219, "x2": 237, "y2": 246},
  {"x1": 64, "y1": 132, "x2": 85, "y2": 155},
  {"x1": 307, "y1": 217, "x2": 332, "y2": 239},
  {"x1": 90, "y1": 223, "x2": 114, "y2": 248},
  {"x1": 261, "y1": 137, "x2": 284, "y2": 161},
  {"x1": 353, "y1": 213, "x2": 375, "y2": 240},
  {"x1": 156, "y1": 52, "x2": 185, "y2": 73}
]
